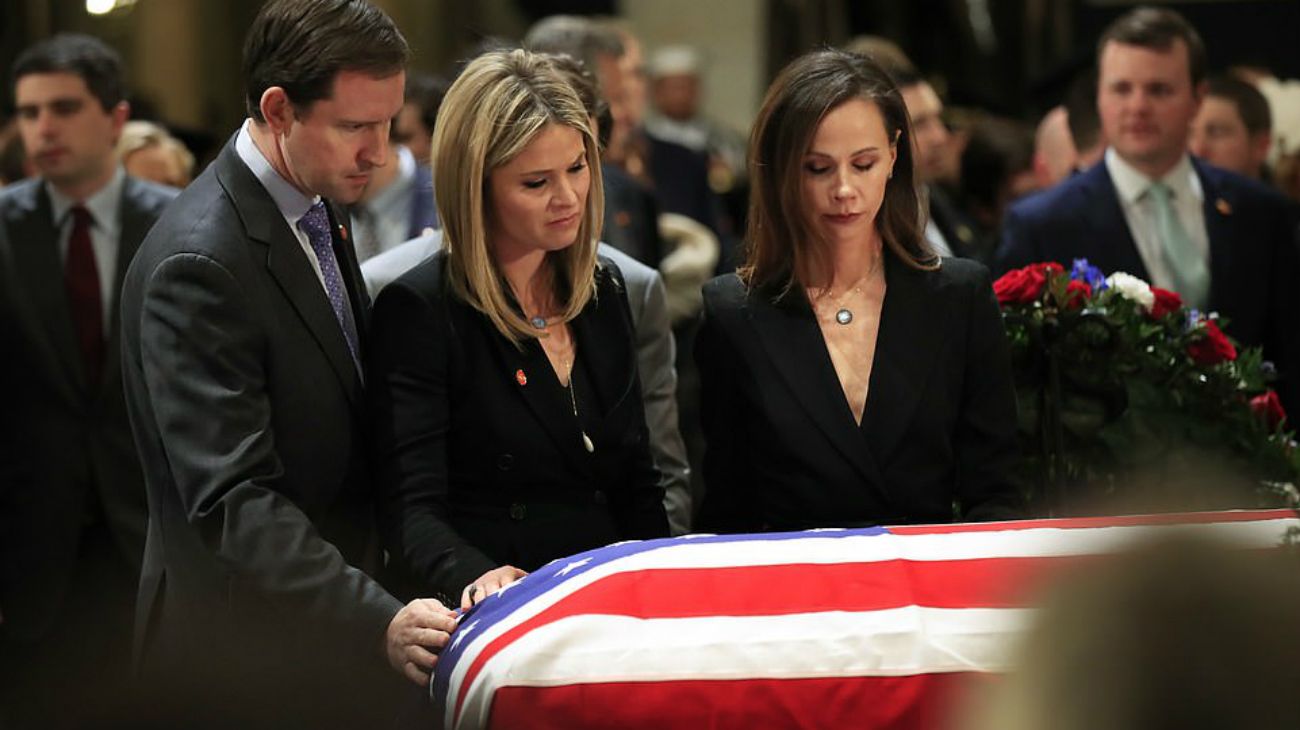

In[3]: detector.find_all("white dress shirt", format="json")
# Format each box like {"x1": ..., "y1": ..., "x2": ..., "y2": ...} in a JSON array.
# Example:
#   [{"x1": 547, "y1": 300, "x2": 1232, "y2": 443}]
[{"x1": 1105, "y1": 148, "x2": 1210, "y2": 291}]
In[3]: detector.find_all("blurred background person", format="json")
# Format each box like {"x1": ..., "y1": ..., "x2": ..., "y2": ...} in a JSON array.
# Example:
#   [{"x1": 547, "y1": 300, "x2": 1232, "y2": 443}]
[
  {"x1": 116, "y1": 119, "x2": 194, "y2": 188},
  {"x1": 1189, "y1": 73, "x2": 1273, "y2": 181},
  {"x1": 392, "y1": 71, "x2": 448, "y2": 169},
  {"x1": 1032, "y1": 105, "x2": 1077, "y2": 189},
  {"x1": 696, "y1": 49, "x2": 1022, "y2": 533},
  {"x1": 959, "y1": 115, "x2": 1039, "y2": 258},
  {"x1": 0, "y1": 33, "x2": 176, "y2": 728},
  {"x1": 368, "y1": 49, "x2": 669, "y2": 611}
]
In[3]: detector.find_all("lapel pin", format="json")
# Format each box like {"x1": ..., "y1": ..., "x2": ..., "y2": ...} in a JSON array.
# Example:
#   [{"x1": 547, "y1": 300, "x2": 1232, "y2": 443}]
[
  {"x1": 1215, "y1": 198, "x2": 1232, "y2": 215},
  {"x1": 338, "y1": 224, "x2": 349, "y2": 240},
  {"x1": 515, "y1": 369, "x2": 527, "y2": 386}
]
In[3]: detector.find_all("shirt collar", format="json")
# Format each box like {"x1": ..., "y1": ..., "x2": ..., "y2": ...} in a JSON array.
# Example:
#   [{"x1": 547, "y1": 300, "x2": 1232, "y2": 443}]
[
  {"x1": 1106, "y1": 147, "x2": 1203, "y2": 205},
  {"x1": 235, "y1": 119, "x2": 320, "y2": 224},
  {"x1": 47, "y1": 166, "x2": 126, "y2": 230}
]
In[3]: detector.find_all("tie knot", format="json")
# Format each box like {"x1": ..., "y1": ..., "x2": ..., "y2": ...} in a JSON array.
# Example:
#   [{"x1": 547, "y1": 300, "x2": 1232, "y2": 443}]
[
  {"x1": 1146, "y1": 181, "x2": 1173, "y2": 203},
  {"x1": 298, "y1": 201, "x2": 331, "y2": 242},
  {"x1": 70, "y1": 205, "x2": 94, "y2": 228}
]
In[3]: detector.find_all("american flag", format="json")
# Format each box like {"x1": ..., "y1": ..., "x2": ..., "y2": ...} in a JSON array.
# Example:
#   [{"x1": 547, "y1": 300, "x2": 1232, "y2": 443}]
[{"x1": 431, "y1": 509, "x2": 1299, "y2": 730}]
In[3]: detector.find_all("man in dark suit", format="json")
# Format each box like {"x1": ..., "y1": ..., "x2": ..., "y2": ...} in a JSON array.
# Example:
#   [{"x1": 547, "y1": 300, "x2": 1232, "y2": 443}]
[
  {"x1": 118, "y1": 1, "x2": 455, "y2": 726},
  {"x1": 995, "y1": 7, "x2": 1300, "y2": 414},
  {"x1": 0, "y1": 34, "x2": 177, "y2": 728}
]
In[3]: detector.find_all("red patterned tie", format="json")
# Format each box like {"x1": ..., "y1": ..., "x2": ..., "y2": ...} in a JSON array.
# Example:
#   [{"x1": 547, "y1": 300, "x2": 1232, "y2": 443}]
[{"x1": 66, "y1": 205, "x2": 104, "y2": 385}]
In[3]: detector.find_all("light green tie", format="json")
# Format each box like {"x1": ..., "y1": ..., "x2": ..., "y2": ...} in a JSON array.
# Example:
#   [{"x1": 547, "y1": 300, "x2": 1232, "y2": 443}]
[{"x1": 1147, "y1": 181, "x2": 1209, "y2": 309}]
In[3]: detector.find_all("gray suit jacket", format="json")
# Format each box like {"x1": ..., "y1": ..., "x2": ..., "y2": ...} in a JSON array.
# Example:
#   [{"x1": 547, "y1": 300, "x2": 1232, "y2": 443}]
[
  {"x1": 363, "y1": 232, "x2": 692, "y2": 534},
  {"x1": 119, "y1": 139, "x2": 402, "y2": 725},
  {"x1": 0, "y1": 174, "x2": 176, "y2": 642}
]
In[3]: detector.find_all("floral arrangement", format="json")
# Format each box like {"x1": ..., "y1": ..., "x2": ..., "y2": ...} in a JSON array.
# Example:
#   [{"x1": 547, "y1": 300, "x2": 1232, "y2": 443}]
[{"x1": 994, "y1": 259, "x2": 1299, "y2": 513}]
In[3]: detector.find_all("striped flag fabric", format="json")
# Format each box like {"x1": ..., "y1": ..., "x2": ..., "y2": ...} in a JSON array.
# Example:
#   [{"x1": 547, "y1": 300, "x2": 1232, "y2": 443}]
[{"x1": 430, "y1": 509, "x2": 1299, "y2": 730}]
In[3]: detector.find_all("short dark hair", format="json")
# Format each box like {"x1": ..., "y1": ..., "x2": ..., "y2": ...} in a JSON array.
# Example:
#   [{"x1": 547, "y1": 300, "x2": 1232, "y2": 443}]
[
  {"x1": 1097, "y1": 6, "x2": 1207, "y2": 86},
  {"x1": 961, "y1": 115, "x2": 1034, "y2": 212},
  {"x1": 743, "y1": 48, "x2": 933, "y2": 295},
  {"x1": 1065, "y1": 67, "x2": 1101, "y2": 152},
  {"x1": 545, "y1": 53, "x2": 612, "y2": 152},
  {"x1": 1206, "y1": 74, "x2": 1271, "y2": 136},
  {"x1": 243, "y1": 0, "x2": 409, "y2": 123},
  {"x1": 404, "y1": 72, "x2": 451, "y2": 137},
  {"x1": 12, "y1": 34, "x2": 125, "y2": 111}
]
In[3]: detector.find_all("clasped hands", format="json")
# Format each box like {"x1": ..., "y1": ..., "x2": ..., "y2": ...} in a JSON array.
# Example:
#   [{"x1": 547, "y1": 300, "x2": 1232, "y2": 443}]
[{"x1": 384, "y1": 565, "x2": 527, "y2": 686}]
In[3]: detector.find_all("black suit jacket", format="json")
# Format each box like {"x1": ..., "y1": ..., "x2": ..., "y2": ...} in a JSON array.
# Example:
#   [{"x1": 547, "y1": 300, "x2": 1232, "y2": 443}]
[
  {"x1": 367, "y1": 250, "x2": 669, "y2": 604},
  {"x1": 695, "y1": 255, "x2": 1023, "y2": 532},
  {"x1": 0, "y1": 175, "x2": 175, "y2": 642},
  {"x1": 119, "y1": 138, "x2": 402, "y2": 725},
  {"x1": 995, "y1": 158, "x2": 1300, "y2": 414}
]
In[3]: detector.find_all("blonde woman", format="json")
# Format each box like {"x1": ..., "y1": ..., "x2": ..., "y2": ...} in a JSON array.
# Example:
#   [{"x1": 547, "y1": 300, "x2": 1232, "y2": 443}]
[{"x1": 368, "y1": 49, "x2": 669, "y2": 611}]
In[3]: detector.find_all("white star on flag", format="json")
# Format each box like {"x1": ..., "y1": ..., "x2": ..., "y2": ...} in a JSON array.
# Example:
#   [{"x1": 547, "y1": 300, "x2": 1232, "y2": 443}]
[
  {"x1": 554, "y1": 557, "x2": 592, "y2": 577},
  {"x1": 450, "y1": 619, "x2": 479, "y2": 651}
]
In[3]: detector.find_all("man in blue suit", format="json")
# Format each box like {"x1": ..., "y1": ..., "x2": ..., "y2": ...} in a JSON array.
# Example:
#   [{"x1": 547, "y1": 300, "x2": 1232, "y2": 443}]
[{"x1": 995, "y1": 7, "x2": 1300, "y2": 414}]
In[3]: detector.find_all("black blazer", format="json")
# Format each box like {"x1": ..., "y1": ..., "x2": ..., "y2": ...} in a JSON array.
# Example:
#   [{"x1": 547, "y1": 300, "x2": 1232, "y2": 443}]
[
  {"x1": 0, "y1": 175, "x2": 175, "y2": 642},
  {"x1": 695, "y1": 255, "x2": 1023, "y2": 533},
  {"x1": 996, "y1": 158, "x2": 1300, "y2": 414},
  {"x1": 368, "y1": 250, "x2": 668, "y2": 604},
  {"x1": 119, "y1": 138, "x2": 402, "y2": 724}
]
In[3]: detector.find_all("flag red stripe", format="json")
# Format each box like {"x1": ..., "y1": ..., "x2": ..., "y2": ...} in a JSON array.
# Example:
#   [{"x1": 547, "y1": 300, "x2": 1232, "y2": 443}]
[{"x1": 487, "y1": 673, "x2": 996, "y2": 730}]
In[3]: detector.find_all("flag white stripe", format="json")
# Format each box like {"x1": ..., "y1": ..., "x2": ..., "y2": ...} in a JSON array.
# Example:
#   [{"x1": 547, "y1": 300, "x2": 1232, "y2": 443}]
[{"x1": 455, "y1": 607, "x2": 1034, "y2": 729}]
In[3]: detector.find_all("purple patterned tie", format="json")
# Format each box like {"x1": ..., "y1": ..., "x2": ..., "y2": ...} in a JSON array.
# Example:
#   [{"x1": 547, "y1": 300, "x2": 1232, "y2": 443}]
[{"x1": 297, "y1": 201, "x2": 361, "y2": 367}]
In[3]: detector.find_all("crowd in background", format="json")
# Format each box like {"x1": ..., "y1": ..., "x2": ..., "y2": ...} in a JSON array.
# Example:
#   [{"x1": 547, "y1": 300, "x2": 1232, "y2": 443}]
[{"x1": 2, "y1": 1, "x2": 1300, "y2": 728}]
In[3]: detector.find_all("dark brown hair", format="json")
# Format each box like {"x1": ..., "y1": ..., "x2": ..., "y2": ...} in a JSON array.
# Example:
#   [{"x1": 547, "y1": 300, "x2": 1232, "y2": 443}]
[
  {"x1": 1207, "y1": 74, "x2": 1272, "y2": 136},
  {"x1": 12, "y1": 34, "x2": 125, "y2": 111},
  {"x1": 243, "y1": 0, "x2": 409, "y2": 122},
  {"x1": 1097, "y1": 6, "x2": 1207, "y2": 87},
  {"x1": 741, "y1": 48, "x2": 934, "y2": 295}
]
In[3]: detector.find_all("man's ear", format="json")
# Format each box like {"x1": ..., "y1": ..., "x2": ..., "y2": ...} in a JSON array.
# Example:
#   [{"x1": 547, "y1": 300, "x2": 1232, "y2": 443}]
[
  {"x1": 108, "y1": 100, "x2": 130, "y2": 144},
  {"x1": 1250, "y1": 131, "x2": 1273, "y2": 173},
  {"x1": 260, "y1": 87, "x2": 295, "y2": 134}
]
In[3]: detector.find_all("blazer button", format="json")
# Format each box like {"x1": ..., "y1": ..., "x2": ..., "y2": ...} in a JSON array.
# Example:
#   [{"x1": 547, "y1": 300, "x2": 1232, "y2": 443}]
[
  {"x1": 509, "y1": 503, "x2": 527, "y2": 521},
  {"x1": 497, "y1": 453, "x2": 514, "y2": 471},
  {"x1": 593, "y1": 491, "x2": 608, "y2": 505}
]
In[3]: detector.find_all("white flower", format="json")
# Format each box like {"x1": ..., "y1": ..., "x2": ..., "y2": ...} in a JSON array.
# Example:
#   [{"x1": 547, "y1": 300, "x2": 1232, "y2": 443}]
[{"x1": 1105, "y1": 271, "x2": 1155, "y2": 311}]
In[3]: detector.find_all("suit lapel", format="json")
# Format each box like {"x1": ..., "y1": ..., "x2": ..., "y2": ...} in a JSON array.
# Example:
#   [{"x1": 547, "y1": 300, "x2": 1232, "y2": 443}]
[
  {"x1": 103, "y1": 176, "x2": 152, "y2": 394},
  {"x1": 214, "y1": 142, "x2": 363, "y2": 406},
  {"x1": 571, "y1": 266, "x2": 636, "y2": 420},
  {"x1": 750, "y1": 287, "x2": 884, "y2": 488},
  {"x1": 5, "y1": 182, "x2": 87, "y2": 395},
  {"x1": 860, "y1": 258, "x2": 946, "y2": 464},
  {"x1": 1082, "y1": 164, "x2": 1149, "y2": 279},
  {"x1": 482, "y1": 313, "x2": 594, "y2": 475},
  {"x1": 1194, "y1": 161, "x2": 1237, "y2": 311}
]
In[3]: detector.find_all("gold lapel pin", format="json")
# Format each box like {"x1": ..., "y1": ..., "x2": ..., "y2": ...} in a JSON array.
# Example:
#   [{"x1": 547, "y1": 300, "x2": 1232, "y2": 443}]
[
  {"x1": 338, "y1": 224, "x2": 349, "y2": 240},
  {"x1": 1215, "y1": 198, "x2": 1232, "y2": 215}
]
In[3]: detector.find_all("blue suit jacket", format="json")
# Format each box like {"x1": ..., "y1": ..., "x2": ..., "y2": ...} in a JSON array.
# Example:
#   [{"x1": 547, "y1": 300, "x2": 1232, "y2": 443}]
[{"x1": 995, "y1": 156, "x2": 1300, "y2": 414}]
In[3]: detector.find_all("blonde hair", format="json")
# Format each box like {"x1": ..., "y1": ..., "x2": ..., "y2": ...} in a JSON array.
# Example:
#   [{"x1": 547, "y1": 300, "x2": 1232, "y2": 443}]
[
  {"x1": 116, "y1": 120, "x2": 194, "y2": 186},
  {"x1": 432, "y1": 48, "x2": 604, "y2": 345}
]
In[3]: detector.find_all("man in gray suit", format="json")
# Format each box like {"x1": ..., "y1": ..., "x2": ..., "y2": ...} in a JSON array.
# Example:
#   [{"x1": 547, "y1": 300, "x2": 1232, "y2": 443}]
[
  {"x1": 118, "y1": 2, "x2": 455, "y2": 726},
  {"x1": 0, "y1": 34, "x2": 177, "y2": 728},
  {"x1": 364, "y1": 232, "x2": 693, "y2": 534}
]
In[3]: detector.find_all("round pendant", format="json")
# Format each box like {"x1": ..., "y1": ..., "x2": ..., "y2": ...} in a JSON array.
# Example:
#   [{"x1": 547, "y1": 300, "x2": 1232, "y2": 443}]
[
  {"x1": 530, "y1": 315, "x2": 548, "y2": 329},
  {"x1": 835, "y1": 308, "x2": 854, "y2": 325},
  {"x1": 582, "y1": 432, "x2": 595, "y2": 453}
]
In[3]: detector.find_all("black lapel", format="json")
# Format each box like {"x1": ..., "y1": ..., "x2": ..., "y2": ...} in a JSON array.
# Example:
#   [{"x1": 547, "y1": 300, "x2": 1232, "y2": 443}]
[
  {"x1": 4, "y1": 181, "x2": 87, "y2": 394},
  {"x1": 1193, "y1": 160, "x2": 1236, "y2": 311},
  {"x1": 1081, "y1": 164, "x2": 1149, "y2": 279},
  {"x1": 860, "y1": 257, "x2": 947, "y2": 463},
  {"x1": 571, "y1": 264, "x2": 637, "y2": 419},
  {"x1": 325, "y1": 201, "x2": 370, "y2": 342},
  {"x1": 749, "y1": 285, "x2": 885, "y2": 488},
  {"x1": 212, "y1": 141, "x2": 363, "y2": 406},
  {"x1": 103, "y1": 176, "x2": 153, "y2": 394},
  {"x1": 481, "y1": 311, "x2": 594, "y2": 475}
]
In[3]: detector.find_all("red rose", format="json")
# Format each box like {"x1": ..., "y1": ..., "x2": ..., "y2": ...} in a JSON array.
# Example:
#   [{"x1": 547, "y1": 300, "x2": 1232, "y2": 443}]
[
  {"x1": 1250, "y1": 390, "x2": 1287, "y2": 430},
  {"x1": 993, "y1": 262, "x2": 1063, "y2": 305},
  {"x1": 1064, "y1": 280, "x2": 1092, "y2": 309},
  {"x1": 1187, "y1": 320, "x2": 1238, "y2": 365},
  {"x1": 1149, "y1": 287, "x2": 1183, "y2": 318}
]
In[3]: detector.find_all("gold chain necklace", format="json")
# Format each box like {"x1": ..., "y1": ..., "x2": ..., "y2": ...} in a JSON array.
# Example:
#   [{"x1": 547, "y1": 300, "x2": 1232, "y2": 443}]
[
  {"x1": 812, "y1": 252, "x2": 883, "y2": 326},
  {"x1": 563, "y1": 355, "x2": 595, "y2": 453}
]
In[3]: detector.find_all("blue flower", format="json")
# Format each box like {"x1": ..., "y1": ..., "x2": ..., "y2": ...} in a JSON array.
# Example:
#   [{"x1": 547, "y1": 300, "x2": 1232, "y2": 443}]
[{"x1": 1070, "y1": 258, "x2": 1108, "y2": 292}]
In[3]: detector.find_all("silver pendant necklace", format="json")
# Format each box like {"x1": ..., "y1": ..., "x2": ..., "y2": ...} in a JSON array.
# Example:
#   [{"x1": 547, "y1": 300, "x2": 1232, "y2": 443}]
[
  {"x1": 817, "y1": 252, "x2": 883, "y2": 326},
  {"x1": 564, "y1": 357, "x2": 595, "y2": 453},
  {"x1": 529, "y1": 315, "x2": 548, "y2": 330}
]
